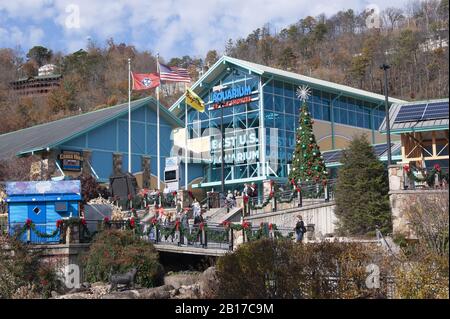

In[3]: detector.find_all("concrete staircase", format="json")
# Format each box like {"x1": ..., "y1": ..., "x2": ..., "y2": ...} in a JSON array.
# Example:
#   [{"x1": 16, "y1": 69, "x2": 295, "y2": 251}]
[{"x1": 206, "y1": 206, "x2": 242, "y2": 224}]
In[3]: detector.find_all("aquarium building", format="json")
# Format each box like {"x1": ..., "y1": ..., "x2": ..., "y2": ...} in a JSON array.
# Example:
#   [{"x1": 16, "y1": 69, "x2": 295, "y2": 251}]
[{"x1": 169, "y1": 56, "x2": 405, "y2": 191}]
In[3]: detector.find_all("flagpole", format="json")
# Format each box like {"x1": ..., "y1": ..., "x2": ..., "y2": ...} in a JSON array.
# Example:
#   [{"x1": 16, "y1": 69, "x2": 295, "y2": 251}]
[
  {"x1": 128, "y1": 58, "x2": 131, "y2": 173},
  {"x1": 184, "y1": 83, "x2": 188, "y2": 190},
  {"x1": 156, "y1": 53, "x2": 161, "y2": 190}
]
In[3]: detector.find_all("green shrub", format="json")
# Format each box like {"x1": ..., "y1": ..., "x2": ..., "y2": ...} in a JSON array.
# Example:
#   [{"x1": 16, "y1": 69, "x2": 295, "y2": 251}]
[
  {"x1": 82, "y1": 229, "x2": 164, "y2": 288},
  {"x1": 216, "y1": 239, "x2": 391, "y2": 299},
  {"x1": 0, "y1": 235, "x2": 60, "y2": 298}
]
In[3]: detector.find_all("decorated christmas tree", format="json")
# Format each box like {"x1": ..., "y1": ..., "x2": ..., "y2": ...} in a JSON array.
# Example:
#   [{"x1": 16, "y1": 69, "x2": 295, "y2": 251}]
[{"x1": 289, "y1": 85, "x2": 328, "y2": 185}]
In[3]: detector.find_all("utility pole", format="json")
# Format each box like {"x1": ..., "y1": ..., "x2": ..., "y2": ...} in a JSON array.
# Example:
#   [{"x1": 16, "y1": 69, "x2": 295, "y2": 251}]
[{"x1": 380, "y1": 63, "x2": 392, "y2": 166}]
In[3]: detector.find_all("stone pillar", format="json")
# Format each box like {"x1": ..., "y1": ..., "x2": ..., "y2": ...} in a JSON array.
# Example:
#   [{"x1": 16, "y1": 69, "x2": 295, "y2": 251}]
[
  {"x1": 47, "y1": 151, "x2": 58, "y2": 179},
  {"x1": 263, "y1": 180, "x2": 273, "y2": 213},
  {"x1": 141, "y1": 155, "x2": 151, "y2": 189},
  {"x1": 82, "y1": 149, "x2": 92, "y2": 177},
  {"x1": 178, "y1": 190, "x2": 193, "y2": 208},
  {"x1": 112, "y1": 153, "x2": 123, "y2": 176},
  {"x1": 388, "y1": 164, "x2": 404, "y2": 191}
]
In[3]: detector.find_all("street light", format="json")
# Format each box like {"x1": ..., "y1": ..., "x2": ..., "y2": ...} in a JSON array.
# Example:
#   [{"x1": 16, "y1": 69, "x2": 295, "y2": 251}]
[{"x1": 380, "y1": 63, "x2": 392, "y2": 166}]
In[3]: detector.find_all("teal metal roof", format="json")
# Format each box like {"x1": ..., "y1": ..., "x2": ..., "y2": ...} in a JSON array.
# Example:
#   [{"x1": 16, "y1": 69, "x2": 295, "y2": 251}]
[
  {"x1": 379, "y1": 98, "x2": 449, "y2": 134},
  {"x1": 0, "y1": 97, "x2": 183, "y2": 159},
  {"x1": 169, "y1": 55, "x2": 406, "y2": 114}
]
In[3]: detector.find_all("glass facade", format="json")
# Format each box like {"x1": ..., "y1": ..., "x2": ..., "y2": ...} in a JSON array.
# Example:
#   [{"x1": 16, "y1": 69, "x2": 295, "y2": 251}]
[
  {"x1": 262, "y1": 78, "x2": 386, "y2": 182},
  {"x1": 179, "y1": 64, "x2": 387, "y2": 187},
  {"x1": 182, "y1": 68, "x2": 261, "y2": 186}
]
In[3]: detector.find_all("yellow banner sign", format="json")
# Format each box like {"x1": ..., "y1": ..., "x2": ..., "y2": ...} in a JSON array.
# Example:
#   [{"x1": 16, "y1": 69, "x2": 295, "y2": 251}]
[{"x1": 185, "y1": 87, "x2": 205, "y2": 112}]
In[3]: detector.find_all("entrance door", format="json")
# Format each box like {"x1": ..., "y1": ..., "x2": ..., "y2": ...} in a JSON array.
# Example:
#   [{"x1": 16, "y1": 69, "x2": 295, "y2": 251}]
[{"x1": 27, "y1": 202, "x2": 47, "y2": 243}]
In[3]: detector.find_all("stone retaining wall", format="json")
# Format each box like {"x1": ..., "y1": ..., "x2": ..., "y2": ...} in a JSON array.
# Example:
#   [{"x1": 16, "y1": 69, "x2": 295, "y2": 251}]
[{"x1": 245, "y1": 201, "x2": 337, "y2": 238}]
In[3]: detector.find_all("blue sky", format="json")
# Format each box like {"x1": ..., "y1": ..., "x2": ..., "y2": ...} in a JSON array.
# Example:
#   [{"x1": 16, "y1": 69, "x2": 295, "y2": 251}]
[{"x1": 0, "y1": 0, "x2": 409, "y2": 60}]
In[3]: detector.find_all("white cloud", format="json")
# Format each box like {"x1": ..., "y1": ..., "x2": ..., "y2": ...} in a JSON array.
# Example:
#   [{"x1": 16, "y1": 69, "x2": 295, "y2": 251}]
[
  {"x1": 0, "y1": 0, "x2": 410, "y2": 58},
  {"x1": 0, "y1": 25, "x2": 45, "y2": 49}
]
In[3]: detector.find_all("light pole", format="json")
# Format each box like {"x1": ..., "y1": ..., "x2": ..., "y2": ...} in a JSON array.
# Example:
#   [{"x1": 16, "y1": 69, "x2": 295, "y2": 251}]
[
  {"x1": 220, "y1": 101, "x2": 225, "y2": 195},
  {"x1": 380, "y1": 63, "x2": 392, "y2": 166}
]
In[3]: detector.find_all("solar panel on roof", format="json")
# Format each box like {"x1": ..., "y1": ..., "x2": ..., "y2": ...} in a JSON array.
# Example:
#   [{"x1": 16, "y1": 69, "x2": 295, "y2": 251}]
[
  {"x1": 394, "y1": 103, "x2": 427, "y2": 123},
  {"x1": 422, "y1": 102, "x2": 449, "y2": 120},
  {"x1": 323, "y1": 150, "x2": 342, "y2": 163},
  {"x1": 394, "y1": 101, "x2": 449, "y2": 123},
  {"x1": 373, "y1": 143, "x2": 394, "y2": 157}
]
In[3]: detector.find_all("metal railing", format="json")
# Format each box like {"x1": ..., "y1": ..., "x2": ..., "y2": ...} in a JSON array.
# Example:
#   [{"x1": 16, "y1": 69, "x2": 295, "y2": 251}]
[
  {"x1": 403, "y1": 166, "x2": 449, "y2": 190},
  {"x1": 246, "y1": 180, "x2": 336, "y2": 215},
  {"x1": 141, "y1": 221, "x2": 233, "y2": 251}
]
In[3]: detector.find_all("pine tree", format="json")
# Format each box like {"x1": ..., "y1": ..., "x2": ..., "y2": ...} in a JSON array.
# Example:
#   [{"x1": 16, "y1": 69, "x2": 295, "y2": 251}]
[
  {"x1": 334, "y1": 135, "x2": 392, "y2": 236},
  {"x1": 289, "y1": 101, "x2": 327, "y2": 184}
]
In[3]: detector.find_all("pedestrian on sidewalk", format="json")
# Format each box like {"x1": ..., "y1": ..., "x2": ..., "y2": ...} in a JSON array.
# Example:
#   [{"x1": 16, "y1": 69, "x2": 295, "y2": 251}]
[{"x1": 294, "y1": 215, "x2": 306, "y2": 243}]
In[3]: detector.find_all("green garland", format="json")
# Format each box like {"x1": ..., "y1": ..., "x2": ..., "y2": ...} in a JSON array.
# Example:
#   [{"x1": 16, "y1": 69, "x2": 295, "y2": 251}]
[
  {"x1": 14, "y1": 217, "x2": 92, "y2": 242},
  {"x1": 404, "y1": 165, "x2": 449, "y2": 187}
]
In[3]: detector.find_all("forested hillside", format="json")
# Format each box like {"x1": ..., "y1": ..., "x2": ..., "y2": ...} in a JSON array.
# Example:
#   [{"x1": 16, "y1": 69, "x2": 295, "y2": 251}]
[{"x1": 0, "y1": 0, "x2": 448, "y2": 135}]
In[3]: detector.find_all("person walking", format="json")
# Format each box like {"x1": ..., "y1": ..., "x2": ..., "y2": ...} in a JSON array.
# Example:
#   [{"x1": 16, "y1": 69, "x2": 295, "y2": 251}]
[
  {"x1": 193, "y1": 199, "x2": 201, "y2": 224},
  {"x1": 294, "y1": 215, "x2": 306, "y2": 243}
]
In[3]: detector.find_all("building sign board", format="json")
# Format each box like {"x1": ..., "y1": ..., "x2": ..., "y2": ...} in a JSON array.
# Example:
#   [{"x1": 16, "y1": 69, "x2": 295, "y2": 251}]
[
  {"x1": 59, "y1": 150, "x2": 83, "y2": 171},
  {"x1": 210, "y1": 85, "x2": 255, "y2": 109}
]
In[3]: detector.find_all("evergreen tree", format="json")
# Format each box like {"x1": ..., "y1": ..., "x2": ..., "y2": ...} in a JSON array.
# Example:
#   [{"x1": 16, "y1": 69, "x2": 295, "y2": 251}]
[
  {"x1": 334, "y1": 134, "x2": 392, "y2": 236},
  {"x1": 289, "y1": 97, "x2": 327, "y2": 185}
]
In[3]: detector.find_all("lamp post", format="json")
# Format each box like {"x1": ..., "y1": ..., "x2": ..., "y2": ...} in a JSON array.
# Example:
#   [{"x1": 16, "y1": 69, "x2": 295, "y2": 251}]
[
  {"x1": 220, "y1": 101, "x2": 225, "y2": 195},
  {"x1": 380, "y1": 63, "x2": 392, "y2": 166}
]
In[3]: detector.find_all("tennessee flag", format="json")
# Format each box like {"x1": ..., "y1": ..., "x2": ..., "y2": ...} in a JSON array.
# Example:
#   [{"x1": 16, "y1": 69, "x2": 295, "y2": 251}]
[
  {"x1": 185, "y1": 87, "x2": 205, "y2": 112},
  {"x1": 131, "y1": 73, "x2": 160, "y2": 90}
]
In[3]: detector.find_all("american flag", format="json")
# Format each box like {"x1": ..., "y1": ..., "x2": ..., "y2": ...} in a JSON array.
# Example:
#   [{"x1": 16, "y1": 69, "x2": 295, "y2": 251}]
[{"x1": 158, "y1": 63, "x2": 191, "y2": 83}]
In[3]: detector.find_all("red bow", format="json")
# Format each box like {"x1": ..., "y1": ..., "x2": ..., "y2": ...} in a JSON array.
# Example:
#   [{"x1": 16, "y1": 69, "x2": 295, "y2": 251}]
[
  {"x1": 403, "y1": 165, "x2": 410, "y2": 172},
  {"x1": 151, "y1": 217, "x2": 158, "y2": 225},
  {"x1": 56, "y1": 219, "x2": 63, "y2": 228},
  {"x1": 129, "y1": 218, "x2": 135, "y2": 228},
  {"x1": 242, "y1": 221, "x2": 250, "y2": 229},
  {"x1": 434, "y1": 164, "x2": 441, "y2": 172},
  {"x1": 25, "y1": 218, "x2": 32, "y2": 228},
  {"x1": 103, "y1": 217, "x2": 110, "y2": 223},
  {"x1": 222, "y1": 221, "x2": 231, "y2": 228}
]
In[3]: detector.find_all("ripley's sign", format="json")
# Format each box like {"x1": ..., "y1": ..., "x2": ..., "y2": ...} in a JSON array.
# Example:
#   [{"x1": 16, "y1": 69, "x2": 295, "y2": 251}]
[{"x1": 211, "y1": 85, "x2": 254, "y2": 109}]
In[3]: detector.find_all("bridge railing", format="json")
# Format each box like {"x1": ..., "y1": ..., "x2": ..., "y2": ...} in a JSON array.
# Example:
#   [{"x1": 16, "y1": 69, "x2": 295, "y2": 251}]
[{"x1": 141, "y1": 221, "x2": 233, "y2": 251}]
